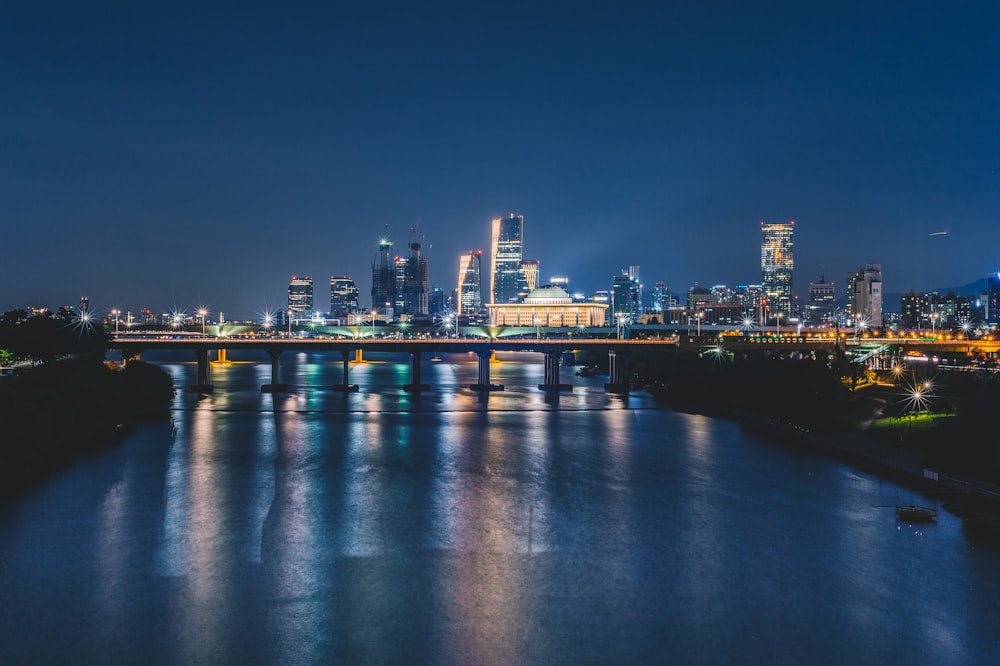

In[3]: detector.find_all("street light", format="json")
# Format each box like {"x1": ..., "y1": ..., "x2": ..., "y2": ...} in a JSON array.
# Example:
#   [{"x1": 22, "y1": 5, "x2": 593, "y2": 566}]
[
  {"x1": 696, "y1": 311, "x2": 704, "y2": 336},
  {"x1": 198, "y1": 308, "x2": 207, "y2": 335},
  {"x1": 110, "y1": 309, "x2": 120, "y2": 333}
]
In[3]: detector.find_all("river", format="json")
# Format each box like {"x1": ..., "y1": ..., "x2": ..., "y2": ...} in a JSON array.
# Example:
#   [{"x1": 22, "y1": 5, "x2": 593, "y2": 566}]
[{"x1": 1, "y1": 351, "x2": 998, "y2": 664}]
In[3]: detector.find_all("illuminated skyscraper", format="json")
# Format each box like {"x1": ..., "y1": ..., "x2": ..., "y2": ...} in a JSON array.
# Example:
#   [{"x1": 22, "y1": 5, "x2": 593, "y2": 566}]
[
  {"x1": 490, "y1": 214, "x2": 524, "y2": 304},
  {"x1": 330, "y1": 276, "x2": 359, "y2": 319},
  {"x1": 371, "y1": 238, "x2": 395, "y2": 312},
  {"x1": 760, "y1": 220, "x2": 794, "y2": 319},
  {"x1": 518, "y1": 259, "x2": 539, "y2": 299},
  {"x1": 457, "y1": 250, "x2": 483, "y2": 316},
  {"x1": 288, "y1": 276, "x2": 313, "y2": 319}
]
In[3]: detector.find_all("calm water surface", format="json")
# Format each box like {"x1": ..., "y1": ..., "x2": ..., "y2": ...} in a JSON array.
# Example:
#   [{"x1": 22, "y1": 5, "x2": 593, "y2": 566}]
[{"x1": 1, "y1": 351, "x2": 998, "y2": 664}]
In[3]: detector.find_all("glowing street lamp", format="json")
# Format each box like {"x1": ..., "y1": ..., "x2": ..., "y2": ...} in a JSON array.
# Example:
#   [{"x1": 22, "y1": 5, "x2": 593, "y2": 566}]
[
  {"x1": 110, "y1": 309, "x2": 121, "y2": 333},
  {"x1": 198, "y1": 308, "x2": 207, "y2": 335}
]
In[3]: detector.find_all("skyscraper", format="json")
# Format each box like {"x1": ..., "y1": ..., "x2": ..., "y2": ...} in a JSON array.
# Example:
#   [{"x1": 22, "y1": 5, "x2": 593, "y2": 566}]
[
  {"x1": 371, "y1": 238, "x2": 395, "y2": 313},
  {"x1": 807, "y1": 274, "x2": 835, "y2": 324},
  {"x1": 847, "y1": 263, "x2": 883, "y2": 328},
  {"x1": 760, "y1": 220, "x2": 794, "y2": 320},
  {"x1": 490, "y1": 214, "x2": 524, "y2": 305},
  {"x1": 518, "y1": 259, "x2": 539, "y2": 299},
  {"x1": 457, "y1": 250, "x2": 483, "y2": 316},
  {"x1": 988, "y1": 272, "x2": 1000, "y2": 324},
  {"x1": 288, "y1": 276, "x2": 313, "y2": 319},
  {"x1": 330, "y1": 276, "x2": 359, "y2": 320},
  {"x1": 611, "y1": 270, "x2": 642, "y2": 321},
  {"x1": 400, "y1": 241, "x2": 429, "y2": 316}
]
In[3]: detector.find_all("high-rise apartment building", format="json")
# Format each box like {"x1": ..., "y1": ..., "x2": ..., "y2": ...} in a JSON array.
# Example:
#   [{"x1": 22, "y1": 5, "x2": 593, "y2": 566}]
[
  {"x1": 330, "y1": 276, "x2": 359, "y2": 319},
  {"x1": 847, "y1": 263, "x2": 883, "y2": 328},
  {"x1": 288, "y1": 276, "x2": 314, "y2": 319},
  {"x1": 490, "y1": 214, "x2": 524, "y2": 304},
  {"x1": 457, "y1": 250, "x2": 483, "y2": 316},
  {"x1": 807, "y1": 274, "x2": 835, "y2": 324},
  {"x1": 760, "y1": 220, "x2": 794, "y2": 320}
]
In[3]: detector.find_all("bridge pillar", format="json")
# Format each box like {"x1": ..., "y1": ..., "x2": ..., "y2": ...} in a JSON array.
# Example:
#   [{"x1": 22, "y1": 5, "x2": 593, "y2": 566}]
[
  {"x1": 190, "y1": 348, "x2": 214, "y2": 393},
  {"x1": 215, "y1": 348, "x2": 230, "y2": 363},
  {"x1": 403, "y1": 351, "x2": 430, "y2": 393},
  {"x1": 261, "y1": 348, "x2": 288, "y2": 393},
  {"x1": 333, "y1": 349, "x2": 360, "y2": 392},
  {"x1": 354, "y1": 348, "x2": 365, "y2": 363},
  {"x1": 538, "y1": 350, "x2": 572, "y2": 392},
  {"x1": 605, "y1": 349, "x2": 630, "y2": 393},
  {"x1": 470, "y1": 350, "x2": 504, "y2": 392}
]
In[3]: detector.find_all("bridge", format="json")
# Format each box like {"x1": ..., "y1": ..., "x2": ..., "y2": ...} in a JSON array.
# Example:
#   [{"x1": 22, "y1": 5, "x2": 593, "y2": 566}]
[
  {"x1": 107, "y1": 336, "x2": 677, "y2": 396},
  {"x1": 106, "y1": 330, "x2": 999, "y2": 396}
]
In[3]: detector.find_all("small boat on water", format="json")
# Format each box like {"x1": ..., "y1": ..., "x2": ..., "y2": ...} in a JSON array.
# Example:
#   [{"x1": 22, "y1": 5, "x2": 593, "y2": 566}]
[
  {"x1": 575, "y1": 365, "x2": 601, "y2": 377},
  {"x1": 896, "y1": 505, "x2": 938, "y2": 522}
]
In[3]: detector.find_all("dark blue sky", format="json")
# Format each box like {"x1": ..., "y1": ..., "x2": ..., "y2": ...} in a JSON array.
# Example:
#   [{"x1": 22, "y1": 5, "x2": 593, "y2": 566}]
[{"x1": 3, "y1": 1, "x2": 997, "y2": 319}]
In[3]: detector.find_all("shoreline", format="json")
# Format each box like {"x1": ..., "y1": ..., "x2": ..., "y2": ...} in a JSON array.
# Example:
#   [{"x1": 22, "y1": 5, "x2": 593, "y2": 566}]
[{"x1": 722, "y1": 407, "x2": 1000, "y2": 523}]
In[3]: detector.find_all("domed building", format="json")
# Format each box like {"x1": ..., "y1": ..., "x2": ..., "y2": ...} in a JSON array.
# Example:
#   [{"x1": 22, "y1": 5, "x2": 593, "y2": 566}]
[{"x1": 486, "y1": 285, "x2": 608, "y2": 327}]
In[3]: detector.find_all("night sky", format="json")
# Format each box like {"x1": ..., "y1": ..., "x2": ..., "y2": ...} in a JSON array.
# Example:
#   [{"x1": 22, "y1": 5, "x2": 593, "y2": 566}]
[{"x1": 3, "y1": 1, "x2": 998, "y2": 319}]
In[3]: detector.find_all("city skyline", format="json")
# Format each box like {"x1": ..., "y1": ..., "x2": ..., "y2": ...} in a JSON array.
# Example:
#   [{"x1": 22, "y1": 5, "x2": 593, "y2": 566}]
[{"x1": 2, "y1": 2, "x2": 997, "y2": 317}]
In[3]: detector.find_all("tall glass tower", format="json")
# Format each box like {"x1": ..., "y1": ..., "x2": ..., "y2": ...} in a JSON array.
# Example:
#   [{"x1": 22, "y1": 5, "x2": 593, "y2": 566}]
[
  {"x1": 371, "y1": 238, "x2": 395, "y2": 312},
  {"x1": 760, "y1": 220, "x2": 794, "y2": 320},
  {"x1": 288, "y1": 276, "x2": 314, "y2": 319},
  {"x1": 457, "y1": 250, "x2": 482, "y2": 316},
  {"x1": 330, "y1": 276, "x2": 359, "y2": 319},
  {"x1": 490, "y1": 214, "x2": 524, "y2": 305}
]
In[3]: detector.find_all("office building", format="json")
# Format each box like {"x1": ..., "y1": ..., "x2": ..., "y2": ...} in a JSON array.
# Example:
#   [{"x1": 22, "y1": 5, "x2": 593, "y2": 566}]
[
  {"x1": 457, "y1": 250, "x2": 483, "y2": 316},
  {"x1": 988, "y1": 272, "x2": 1000, "y2": 324},
  {"x1": 519, "y1": 259, "x2": 540, "y2": 298},
  {"x1": 807, "y1": 274, "x2": 835, "y2": 324},
  {"x1": 288, "y1": 276, "x2": 313, "y2": 319},
  {"x1": 399, "y1": 241, "x2": 429, "y2": 316},
  {"x1": 330, "y1": 276, "x2": 359, "y2": 320},
  {"x1": 612, "y1": 270, "x2": 642, "y2": 321},
  {"x1": 847, "y1": 263, "x2": 883, "y2": 328},
  {"x1": 760, "y1": 220, "x2": 794, "y2": 320},
  {"x1": 372, "y1": 238, "x2": 396, "y2": 314},
  {"x1": 490, "y1": 214, "x2": 524, "y2": 304}
]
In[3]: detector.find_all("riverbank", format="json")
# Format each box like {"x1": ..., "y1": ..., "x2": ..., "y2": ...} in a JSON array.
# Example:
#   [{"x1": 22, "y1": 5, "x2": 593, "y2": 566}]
[
  {"x1": 0, "y1": 358, "x2": 174, "y2": 501},
  {"x1": 725, "y1": 408, "x2": 1000, "y2": 524}
]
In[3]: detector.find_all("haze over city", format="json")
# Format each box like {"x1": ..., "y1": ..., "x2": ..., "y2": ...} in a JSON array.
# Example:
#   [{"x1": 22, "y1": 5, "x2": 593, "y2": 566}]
[{"x1": 3, "y1": 1, "x2": 997, "y2": 318}]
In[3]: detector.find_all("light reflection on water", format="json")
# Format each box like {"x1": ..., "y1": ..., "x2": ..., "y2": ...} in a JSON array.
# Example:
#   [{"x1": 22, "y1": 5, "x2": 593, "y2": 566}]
[{"x1": 0, "y1": 351, "x2": 998, "y2": 663}]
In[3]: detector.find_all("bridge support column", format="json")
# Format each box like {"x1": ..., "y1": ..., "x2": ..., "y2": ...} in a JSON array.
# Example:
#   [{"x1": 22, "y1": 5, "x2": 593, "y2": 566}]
[
  {"x1": 190, "y1": 348, "x2": 214, "y2": 393},
  {"x1": 215, "y1": 348, "x2": 230, "y2": 364},
  {"x1": 538, "y1": 350, "x2": 572, "y2": 392},
  {"x1": 403, "y1": 351, "x2": 430, "y2": 393},
  {"x1": 261, "y1": 348, "x2": 288, "y2": 392},
  {"x1": 333, "y1": 349, "x2": 359, "y2": 392},
  {"x1": 354, "y1": 348, "x2": 365, "y2": 363},
  {"x1": 605, "y1": 349, "x2": 630, "y2": 393},
  {"x1": 470, "y1": 350, "x2": 504, "y2": 392}
]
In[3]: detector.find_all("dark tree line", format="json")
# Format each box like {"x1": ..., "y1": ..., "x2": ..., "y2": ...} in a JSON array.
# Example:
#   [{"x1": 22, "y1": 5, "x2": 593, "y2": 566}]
[{"x1": 0, "y1": 309, "x2": 109, "y2": 364}]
